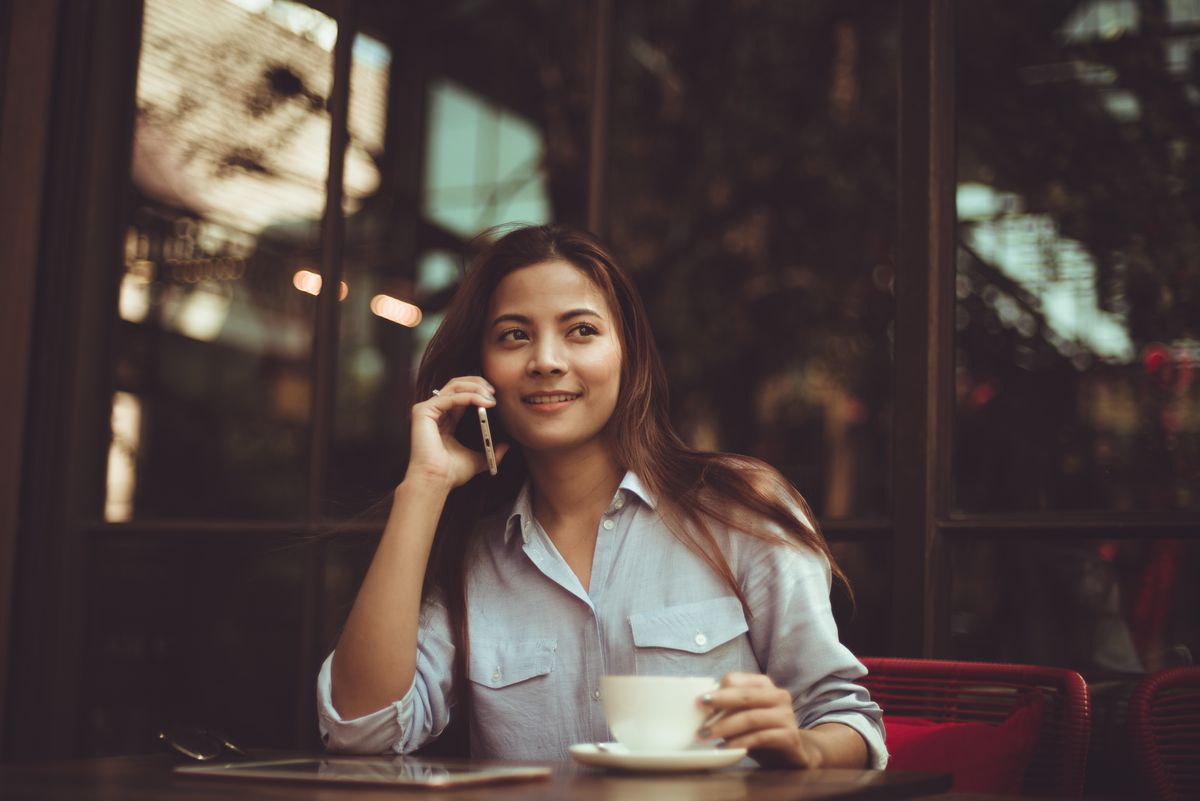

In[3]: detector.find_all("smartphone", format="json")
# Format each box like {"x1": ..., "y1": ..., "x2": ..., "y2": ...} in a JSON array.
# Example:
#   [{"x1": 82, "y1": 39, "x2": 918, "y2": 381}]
[{"x1": 477, "y1": 406, "x2": 498, "y2": 475}]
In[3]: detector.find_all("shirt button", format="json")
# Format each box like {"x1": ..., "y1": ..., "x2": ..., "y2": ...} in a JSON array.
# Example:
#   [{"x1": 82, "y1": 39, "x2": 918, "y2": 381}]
[
  {"x1": 592, "y1": 690, "x2": 601, "y2": 701},
  {"x1": 614, "y1": 497, "x2": 625, "y2": 509},
  {"x1": 694, "y1": 632, "x2": 708, "y2": 647},
  {"x1": 492, "y1": 668, "x2": 502, "y2": 683},
  {"x1": 602, "y1": 519, "x2": 615, "y2": 531}
]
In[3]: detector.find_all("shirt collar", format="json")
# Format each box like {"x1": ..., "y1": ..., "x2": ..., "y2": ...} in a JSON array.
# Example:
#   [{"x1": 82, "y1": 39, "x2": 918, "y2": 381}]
[
  {"x1": 502, "y1": 469, "x2": 657, "y2": 545},
  {"x1": 615, "y1": 470, "x2": 657, "y2": 510},
  {"x1": 502, "y1": 482, "x2": 536, "y2": 545}
]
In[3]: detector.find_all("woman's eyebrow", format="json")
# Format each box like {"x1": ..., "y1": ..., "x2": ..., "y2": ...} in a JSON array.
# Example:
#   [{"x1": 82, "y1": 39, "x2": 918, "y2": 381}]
[
  {"x1": 489, "y1": 313, "x2": 530, "y2": 328},
  {"x1": 489, "y1": 308, "x2": 604, "y2": 328},
  {"x1": 558, "y1": 307, "x2": 603, "y2": 322}
]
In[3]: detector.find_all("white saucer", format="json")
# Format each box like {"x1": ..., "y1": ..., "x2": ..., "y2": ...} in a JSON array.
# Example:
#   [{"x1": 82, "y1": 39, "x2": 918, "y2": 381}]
[{"x1": 568, "y1": 743, "x2": 747, "y2": 772}]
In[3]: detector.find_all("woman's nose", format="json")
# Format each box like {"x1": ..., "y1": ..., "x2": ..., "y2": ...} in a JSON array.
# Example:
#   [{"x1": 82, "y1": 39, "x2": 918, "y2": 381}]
[{"x1": 527, "y1": 341, "x2": 567, "y2": 376}]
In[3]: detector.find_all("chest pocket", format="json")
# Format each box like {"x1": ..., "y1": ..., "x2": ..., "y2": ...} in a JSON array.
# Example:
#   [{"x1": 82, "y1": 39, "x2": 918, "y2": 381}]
[
  {"x1": 628, "y1": 596, "x2": 750, "y2": 677},
  {"x1": 467, "y1": 638, "x2": 557, "y2": 691},
  {"x1": 466, "y1": 638, "x2": 557, "y2": 750}
]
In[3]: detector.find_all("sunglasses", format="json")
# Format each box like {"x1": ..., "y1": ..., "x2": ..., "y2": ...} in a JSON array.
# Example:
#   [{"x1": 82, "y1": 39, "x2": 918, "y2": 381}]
[{"x1": 159, "y1": 724, "x2": 250, "y2": 761}]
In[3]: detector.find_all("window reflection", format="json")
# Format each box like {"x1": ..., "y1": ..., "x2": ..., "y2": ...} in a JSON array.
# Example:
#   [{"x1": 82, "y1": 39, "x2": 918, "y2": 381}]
[
  {"x1": 325, "y1": 1, "x2": 591, "y2": 514},
  {"x1": 107, "y1": 0, "x2": 346, "y2": 519},
  {"x1": 411, "y1": 250, "x2": 460, "y2": 364},
  {"x1": 955, "y1": 1, "x2": 1200, "y2": 512},
  {"x1": 134, "y1": 0, "x2": 348, "y2": 233},
  {"x1": 958, "y1": 189, "x2": 1133, "y2": 364},
  {"x1": 607, "y1": 1, "x2": 898, "y2": 519},
  {"x1": 344, "y1": 32, "x2": 390, "y2": 214},
  {"x1": 951, "y1": 539, "x2": 1199, "y2": 674},
  {"x1": 423, "y1": 79, "x2": 552, "y2": 237}
]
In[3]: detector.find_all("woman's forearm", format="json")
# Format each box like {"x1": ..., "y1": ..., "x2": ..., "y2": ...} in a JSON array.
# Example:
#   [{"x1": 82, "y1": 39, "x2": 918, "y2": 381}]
[
  {"x1": 330, "y1": 474, "x2": 452, "y2": 719},
  {"x1": 804, "y1": 722, "x2": 870, "y2": 768}
]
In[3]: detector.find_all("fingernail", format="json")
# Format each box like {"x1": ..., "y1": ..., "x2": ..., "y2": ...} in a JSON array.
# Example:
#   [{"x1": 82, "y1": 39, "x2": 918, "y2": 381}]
[
  {"x1": 698, "y1": 728, "x2": 711, "y2": 738},
  {"x1": 485, "y1": 394, "x2": 496, "y2": 401},
  {"x1": 700, "y1": 692, "x2": 713, "y2": 704}
]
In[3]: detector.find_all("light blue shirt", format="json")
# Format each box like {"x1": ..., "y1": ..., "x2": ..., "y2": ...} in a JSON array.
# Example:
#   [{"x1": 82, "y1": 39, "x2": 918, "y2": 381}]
[{"x1": 317, "y1": 471, "x2": 888, "y2": 767}]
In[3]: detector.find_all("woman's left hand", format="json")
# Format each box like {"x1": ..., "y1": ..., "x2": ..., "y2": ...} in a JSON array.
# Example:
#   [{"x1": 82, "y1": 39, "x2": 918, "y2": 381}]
[{"x1": 697, "y1": 672, "x2": 825, "y2": 768}]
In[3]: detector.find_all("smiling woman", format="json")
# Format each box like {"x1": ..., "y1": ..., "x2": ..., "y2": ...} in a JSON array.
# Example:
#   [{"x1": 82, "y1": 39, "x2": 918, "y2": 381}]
[
  {"x1": 482, "y1": 261, "x2": 622, "y2": 457},
  {"x1": 320, "y1": 224, "x2": 885, "y2": 769}
]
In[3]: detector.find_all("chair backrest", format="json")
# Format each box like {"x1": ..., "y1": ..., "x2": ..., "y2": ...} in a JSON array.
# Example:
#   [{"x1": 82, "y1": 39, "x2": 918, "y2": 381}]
[
  {"x1": 860, "y1": 657, "x2": 1091, "y2": 798},
  {"x1": 1127, "y1": 666, "x2": 1200, "y2": 801}
]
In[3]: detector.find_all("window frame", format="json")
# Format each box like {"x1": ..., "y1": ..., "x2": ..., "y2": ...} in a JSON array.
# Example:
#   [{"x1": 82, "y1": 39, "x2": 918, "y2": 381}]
[{"x1": 7, "y1": 0, "x2": 1200, "y2": 760}]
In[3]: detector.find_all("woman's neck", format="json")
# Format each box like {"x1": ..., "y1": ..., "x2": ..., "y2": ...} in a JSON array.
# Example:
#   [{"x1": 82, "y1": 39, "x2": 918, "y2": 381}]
[{"x1": 525, "y1": 442, "x2": 624, "y2": 531}]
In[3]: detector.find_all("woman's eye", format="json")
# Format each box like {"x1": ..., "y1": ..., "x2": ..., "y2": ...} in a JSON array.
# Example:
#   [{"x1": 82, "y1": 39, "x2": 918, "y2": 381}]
[
  {"x1": 571, "y1": 323, "x2": 599, "y2": 337},
  {"x1": 498, "y1": 329, "x2": 529, "y2": 342}
]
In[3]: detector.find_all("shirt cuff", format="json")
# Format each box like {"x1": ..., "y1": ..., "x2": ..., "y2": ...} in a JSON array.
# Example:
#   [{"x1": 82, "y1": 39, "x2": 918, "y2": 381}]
[
  {"x1": 316, "y1": 652, "x2": 416, "y2": 754},
  {"x1": 807, "y1": 712, "x2": 890, "y2": 770}
]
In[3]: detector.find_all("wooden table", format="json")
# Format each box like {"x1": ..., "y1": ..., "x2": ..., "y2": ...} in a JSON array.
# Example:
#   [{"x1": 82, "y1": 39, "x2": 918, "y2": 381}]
[{"x1": 0, "y1": 754, "x2": 950, "y2": 801}]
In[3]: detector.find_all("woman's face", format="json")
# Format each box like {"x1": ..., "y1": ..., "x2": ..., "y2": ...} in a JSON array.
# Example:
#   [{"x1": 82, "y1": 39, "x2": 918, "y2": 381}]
[{"x1": 481, "y1": 259, "x2": 623, "y2": 456}]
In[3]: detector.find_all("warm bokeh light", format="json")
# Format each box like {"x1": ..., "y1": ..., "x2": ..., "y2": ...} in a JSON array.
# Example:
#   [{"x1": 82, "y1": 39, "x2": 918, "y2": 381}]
[
  {"x1": 173, "y1": 282, "x2": 232, "y2": 341},
  {"x1": 104, "y1": 391, "x2": 142, "y2": 522},
  {"x1": 118, "y1": 272, "x2": 152, "y2": 323},
  {"x1": 292, "y1": 269, "x2": 348, "y2": 300},
  {"x1": 370, "y1": 294, "x2": 423, "y2": 327},
  {"x1": 293, "y1": 269, "x2": 321, "y2": 295}
]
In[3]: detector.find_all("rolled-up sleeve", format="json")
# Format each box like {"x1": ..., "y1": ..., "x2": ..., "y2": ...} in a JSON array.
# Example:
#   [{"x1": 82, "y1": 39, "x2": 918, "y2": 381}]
[
  {"x1": 316, "y1": 599, "x2": 456, "y2": 754},
  {"x1": 741, "y1": 537, "x2": 889, "y2": 769}
]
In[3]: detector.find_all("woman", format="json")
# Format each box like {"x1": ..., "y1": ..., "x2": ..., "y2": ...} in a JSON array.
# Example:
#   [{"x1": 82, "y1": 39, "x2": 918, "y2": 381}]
[{"x1": 319, "y1": 224, "x2": 886, "y2": 768}]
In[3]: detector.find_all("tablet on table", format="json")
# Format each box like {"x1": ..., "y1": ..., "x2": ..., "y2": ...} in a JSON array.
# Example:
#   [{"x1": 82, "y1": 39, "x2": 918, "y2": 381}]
[{"x1": 176, "y1": 757, "x2": 553, "y2": 789}]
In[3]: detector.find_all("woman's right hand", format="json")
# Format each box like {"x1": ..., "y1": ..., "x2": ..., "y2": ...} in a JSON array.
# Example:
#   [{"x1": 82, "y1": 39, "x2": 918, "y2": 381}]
[{"x1": 404, "y1": 376, "x2": 509, "y2": 489}]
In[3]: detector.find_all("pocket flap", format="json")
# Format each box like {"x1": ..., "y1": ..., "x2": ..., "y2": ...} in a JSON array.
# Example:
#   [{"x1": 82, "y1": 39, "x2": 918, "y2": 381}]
[
  {"x1": 467, "y1": 638, "x2": 556, "y2": 689},
  {"x1": 629, "y1": 596, "x2": 748, "y2": 654}
]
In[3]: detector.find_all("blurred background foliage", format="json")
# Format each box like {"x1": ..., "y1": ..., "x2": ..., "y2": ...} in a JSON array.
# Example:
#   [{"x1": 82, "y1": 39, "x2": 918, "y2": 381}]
[{"x1": 955, "y1": 0, "x2": 1199, "y2": 513}]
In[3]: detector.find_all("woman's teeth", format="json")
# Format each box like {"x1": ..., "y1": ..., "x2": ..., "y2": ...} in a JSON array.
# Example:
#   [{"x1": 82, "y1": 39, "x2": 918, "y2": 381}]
[{"x1": 525, "y1": 394, "x2": 578, "y2": 404}]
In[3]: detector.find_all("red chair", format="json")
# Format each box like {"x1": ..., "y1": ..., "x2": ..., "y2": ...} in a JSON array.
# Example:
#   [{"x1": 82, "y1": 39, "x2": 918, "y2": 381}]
[
  {"x1": 860, "y1": 657, "x2": 1091, "y2": 797},
  {"x1": 1127, "y1": 666, "x2": 1200, "y2": 801}
]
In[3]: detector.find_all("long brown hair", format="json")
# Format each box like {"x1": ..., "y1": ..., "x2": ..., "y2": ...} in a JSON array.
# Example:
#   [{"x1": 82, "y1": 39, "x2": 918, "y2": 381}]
[{"x1": 415, "y1": 224, "x2": 848, "y2": 710}]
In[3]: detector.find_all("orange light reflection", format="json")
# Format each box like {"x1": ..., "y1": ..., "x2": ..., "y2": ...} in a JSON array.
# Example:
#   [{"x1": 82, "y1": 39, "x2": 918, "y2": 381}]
[
  {"x1": 370, "y1": 294, "x2": 423, "y2": 327},
  {"x1": 292, "y1": 270, "x2": 348, "y2": 300}
]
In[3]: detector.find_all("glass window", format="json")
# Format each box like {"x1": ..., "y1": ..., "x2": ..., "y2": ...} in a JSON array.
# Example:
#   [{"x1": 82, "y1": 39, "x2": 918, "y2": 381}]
[
  {"x1": 606, "y1": 1, "x2": 898, "y2": 520},
  {"x1": 82, "y1": 533, "x2": 306, "y2": 755},
  {"x1": 325, "y1": 0, "x2": 592, "y2": 514},
  {"x1": 107, "y1": 0, "x2": 344, "y2": 520},
  {"x1": 950, "y1": 537, "x2": 1199, "y2": 674},
  {"x1": 829, "y1": 540, "x2": 892, "y2": 656},
  {"x1": 319, "y1": 531, "x2": 377, "y2": 655},
  {"x1": 423, "y1": 77, "x2": 553, "y2": 237},
  {"x1": 955, "y1": 1, "x2": 1200, "y2": 512}
]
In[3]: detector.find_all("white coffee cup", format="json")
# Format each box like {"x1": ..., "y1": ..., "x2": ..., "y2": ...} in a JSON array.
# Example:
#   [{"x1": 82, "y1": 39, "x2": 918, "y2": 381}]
[{"x1": 599, "y1": 675, "x2": 716, "y2": 752}]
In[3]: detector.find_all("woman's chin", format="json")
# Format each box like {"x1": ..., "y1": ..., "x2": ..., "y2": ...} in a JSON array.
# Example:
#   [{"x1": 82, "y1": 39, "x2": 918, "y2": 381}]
[{"x1": 514, "y1": 432, "x2": 609, "y2": 458}]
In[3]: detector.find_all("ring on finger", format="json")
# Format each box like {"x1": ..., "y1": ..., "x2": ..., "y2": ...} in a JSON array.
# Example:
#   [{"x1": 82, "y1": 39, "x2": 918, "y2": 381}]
[{"x1": 431, "y1": 389, "x2": 441, "y2": 396}]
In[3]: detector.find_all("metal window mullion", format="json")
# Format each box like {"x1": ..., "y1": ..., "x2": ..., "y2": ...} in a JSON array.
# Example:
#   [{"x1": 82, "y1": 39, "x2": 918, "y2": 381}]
[
  {"x1": 298, "y1": 0, "x2": 356, "y2": 751},
  {"x1": 0, "y1": 0, "x2": 66, "y2": 758},
  {"x1": 309, "y1": 3, "x2": 355, "y2": 517},
  {"x1": 941, "y1": 520, "x2": 1200, "y2": 540},
  {"x1": 893, "y1": 0, "x2": 955, "y2": 658},
  {"x1": 587, "y1": 0, "x2": 612, "y2": 235}
]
